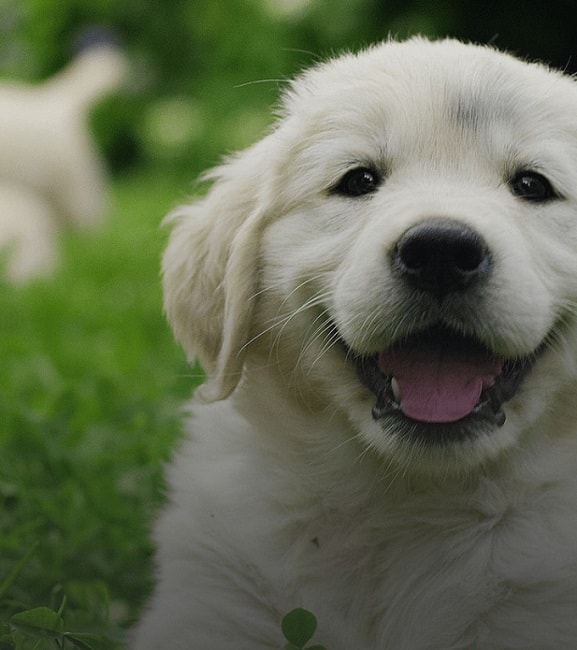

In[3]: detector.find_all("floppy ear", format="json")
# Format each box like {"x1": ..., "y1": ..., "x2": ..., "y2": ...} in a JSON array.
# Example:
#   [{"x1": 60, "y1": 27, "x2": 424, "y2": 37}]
[{"x1": 162, "y1": 138, "x2": 277, "y2": 402}]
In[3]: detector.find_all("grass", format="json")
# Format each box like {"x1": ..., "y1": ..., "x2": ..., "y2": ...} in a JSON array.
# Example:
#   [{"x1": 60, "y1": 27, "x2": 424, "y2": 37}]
[{"x1": 0, "y1": 169, "x2": 200, "y2": 647}]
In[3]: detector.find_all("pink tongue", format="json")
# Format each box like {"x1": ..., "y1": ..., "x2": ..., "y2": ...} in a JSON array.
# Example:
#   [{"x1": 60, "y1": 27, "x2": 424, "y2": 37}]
[{"x1": 378, "y1": 342, "x2": 502, "y2": 423}]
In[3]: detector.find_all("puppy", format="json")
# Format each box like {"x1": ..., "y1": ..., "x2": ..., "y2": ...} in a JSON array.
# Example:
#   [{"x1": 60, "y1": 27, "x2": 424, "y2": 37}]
[
  {"x1": 133, "y1": 38, "x2": 577, "y2": 648},
  {"x1": 0, "y1": 38, "x2": 126, "y2": 282}
]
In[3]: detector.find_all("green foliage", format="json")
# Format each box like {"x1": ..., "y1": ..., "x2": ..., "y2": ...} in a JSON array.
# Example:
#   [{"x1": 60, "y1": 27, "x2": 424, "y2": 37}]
[
  {"x1": 3, "y1": 605, "x2": 117, "y2": 648},
  {"x1": 0, "y1": 171, "x2": 197, "y2": 646},
  {"x1": 282, "y1": 609, "x2": 326, "y2": 650}
]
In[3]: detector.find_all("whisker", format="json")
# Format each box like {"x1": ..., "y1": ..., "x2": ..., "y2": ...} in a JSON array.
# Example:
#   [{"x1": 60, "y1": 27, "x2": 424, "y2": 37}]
[
  {"x1": 304, "y1": 321, "x2": 343, "y2": 373},
  {"x1": 241, "y1": 275, "x2": 329, "y2": 352},
  {"x1": 298, "y1": 308, "x2": 336, "y2": 357},
  {"x1": 233, "y1": 78, "x2": 289, "y2": 89},
  {"x1": 270, "y1": 291, "x2": 331, "y2": 348}
]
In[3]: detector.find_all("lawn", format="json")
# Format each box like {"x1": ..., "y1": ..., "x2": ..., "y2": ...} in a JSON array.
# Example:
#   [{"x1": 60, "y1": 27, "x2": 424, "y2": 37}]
[{"x1": 0, "y1": 170, "x2": 199, "y2": 648}]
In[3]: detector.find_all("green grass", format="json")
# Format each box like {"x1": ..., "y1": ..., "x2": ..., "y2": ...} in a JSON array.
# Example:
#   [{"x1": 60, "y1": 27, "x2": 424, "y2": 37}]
[{"x1": 0, "y1": 170, "x2": 200, "y2": 647}]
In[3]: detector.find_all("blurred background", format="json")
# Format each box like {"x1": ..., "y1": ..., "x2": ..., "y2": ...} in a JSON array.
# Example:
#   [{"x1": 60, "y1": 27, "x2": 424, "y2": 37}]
[
  {"x1": 1, "y1": 1, "x2": 576, "y2": 647},
  {"x1": 1, "y1": 0, "x2": 576, "y2": 177}
]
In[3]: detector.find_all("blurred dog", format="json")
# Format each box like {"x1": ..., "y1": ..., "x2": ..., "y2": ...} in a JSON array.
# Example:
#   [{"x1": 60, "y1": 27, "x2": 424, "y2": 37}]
[
  {"x1": 134, "y1": 38, "x2": 577, "y2": 648},
  {"x1": 0, "y1": 37, "x2": 126, "y2": 282}
]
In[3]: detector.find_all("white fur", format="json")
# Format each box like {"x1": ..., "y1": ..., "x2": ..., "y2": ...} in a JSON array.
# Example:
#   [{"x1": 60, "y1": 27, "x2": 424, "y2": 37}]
[
  {"x1": 0, "y1": 44, "x2": 126, "y2": 282},
  {"x1": 0, "y1": 182, "x2": 57, "y2": 283},
  {"x1": 133, "y1": 38, "x2": 577, "y2": 648}
]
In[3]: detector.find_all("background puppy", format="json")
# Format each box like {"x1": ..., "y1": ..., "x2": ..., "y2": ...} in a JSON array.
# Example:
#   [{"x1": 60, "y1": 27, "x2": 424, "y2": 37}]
[
  {"x1": 0, "y1": 37, "x2": 126, "y2": 283},
  {"x1": 134, "y1": 38, "x2": 577, "y2": 648}
]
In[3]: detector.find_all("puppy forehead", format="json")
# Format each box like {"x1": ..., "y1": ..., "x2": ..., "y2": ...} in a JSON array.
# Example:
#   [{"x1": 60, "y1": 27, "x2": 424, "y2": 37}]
[{"x1": 282, "y1": 38, "x2": 573, "y2": 136}]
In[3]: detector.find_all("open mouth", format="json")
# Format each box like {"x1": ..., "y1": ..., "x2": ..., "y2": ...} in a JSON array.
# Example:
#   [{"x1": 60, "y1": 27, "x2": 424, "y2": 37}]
[{"x1": 354, "y1": 325, "x2": 541, "y2": 439}]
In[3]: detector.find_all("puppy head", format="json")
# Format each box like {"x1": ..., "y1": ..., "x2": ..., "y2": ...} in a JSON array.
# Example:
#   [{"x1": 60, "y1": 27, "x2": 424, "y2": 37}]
[{"x1": 164, "y1": 38, "x2": 577, "y2": 471}]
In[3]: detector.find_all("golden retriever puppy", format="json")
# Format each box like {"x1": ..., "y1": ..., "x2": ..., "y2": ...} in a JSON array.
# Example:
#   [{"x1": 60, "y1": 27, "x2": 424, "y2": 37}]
[
  {"x1": 0, "y1": 39, "x2": 126, "y2": 282},
  {"x1": 133, "y1": 38, "x2": 577, "y2": 648}
]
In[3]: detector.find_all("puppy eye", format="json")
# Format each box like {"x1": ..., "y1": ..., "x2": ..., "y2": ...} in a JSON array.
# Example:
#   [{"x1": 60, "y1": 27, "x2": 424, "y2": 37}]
[
  {"x1": 333, "y1": 167, "x2": 381, "y2": 197},
  {"x1": 509, "y1": 171, "x2": 557, "y2": 202}
]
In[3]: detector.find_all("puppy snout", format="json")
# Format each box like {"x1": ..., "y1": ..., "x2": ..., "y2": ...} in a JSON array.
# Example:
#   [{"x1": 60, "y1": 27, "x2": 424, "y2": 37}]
[{"x1": 392, "y1": 219, "x2": 492, "y2": 298}]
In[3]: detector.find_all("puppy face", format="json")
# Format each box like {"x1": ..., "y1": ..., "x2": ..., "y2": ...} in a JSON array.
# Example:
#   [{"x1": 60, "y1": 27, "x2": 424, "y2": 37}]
[{"x1": 164, "y1": 38, "x2": 577, "y2": 472}]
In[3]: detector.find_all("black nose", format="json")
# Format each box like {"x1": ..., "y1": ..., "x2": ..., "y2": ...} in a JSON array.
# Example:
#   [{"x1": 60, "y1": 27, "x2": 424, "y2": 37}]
[{"x1": 392, "y1": 219, "x2": 491, "y2": 298}]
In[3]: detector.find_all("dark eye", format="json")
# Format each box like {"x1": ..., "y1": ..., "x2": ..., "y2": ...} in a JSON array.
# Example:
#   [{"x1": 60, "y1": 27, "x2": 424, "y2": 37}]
[
  {"x1": 333, "y1": 167, "x2": 381, "y2": 197},
  {"x1": 509, "y1": 171, "x2": 557, "y2": 202}
]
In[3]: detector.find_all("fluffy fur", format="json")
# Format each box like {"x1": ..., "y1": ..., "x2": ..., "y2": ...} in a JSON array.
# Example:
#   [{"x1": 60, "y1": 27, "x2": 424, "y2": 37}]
[
  {"x1": 0, "y1": 41, "x2": 126, "y2": 282},
  {"x1": 133, "y1": 38, "x2": 577, "y2": 648}
]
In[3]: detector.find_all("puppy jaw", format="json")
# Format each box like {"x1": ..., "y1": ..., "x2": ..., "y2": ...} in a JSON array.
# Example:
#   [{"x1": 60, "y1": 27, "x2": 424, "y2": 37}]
[{"x1": 163, "y1": 37, "x2": 577, "y2": 469}]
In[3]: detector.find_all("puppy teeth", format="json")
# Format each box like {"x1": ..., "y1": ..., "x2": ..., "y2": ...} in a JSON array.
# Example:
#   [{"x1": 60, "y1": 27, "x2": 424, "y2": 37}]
[{"x1": 391, "y1": 377, "x2": 401, "y2": 402}]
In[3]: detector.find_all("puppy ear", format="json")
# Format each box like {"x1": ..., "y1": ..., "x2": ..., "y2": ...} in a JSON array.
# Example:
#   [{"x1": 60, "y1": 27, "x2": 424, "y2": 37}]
[{"x1": 162, "y1": 139, "x2": 276, "y2": 402}]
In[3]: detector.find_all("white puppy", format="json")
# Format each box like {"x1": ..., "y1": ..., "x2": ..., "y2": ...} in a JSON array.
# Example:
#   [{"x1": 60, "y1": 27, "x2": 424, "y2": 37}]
[
  {"x1": 0, "y1": 41, "x2": 126, "y2": 282},
  {"x1": 133, "y1": 38, "x2": 577, "y2": 648}
]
